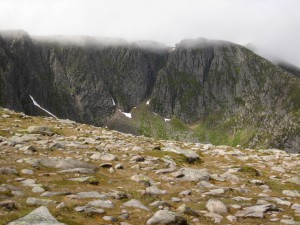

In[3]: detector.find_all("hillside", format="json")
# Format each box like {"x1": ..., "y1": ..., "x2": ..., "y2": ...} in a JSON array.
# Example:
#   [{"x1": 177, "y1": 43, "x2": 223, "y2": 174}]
[
  {"x1": 0, "y1": 31, "x2": 299, "y2": 152},
  {"x1": 0, "y1": 108, "x2": 300, "y2": 225}
]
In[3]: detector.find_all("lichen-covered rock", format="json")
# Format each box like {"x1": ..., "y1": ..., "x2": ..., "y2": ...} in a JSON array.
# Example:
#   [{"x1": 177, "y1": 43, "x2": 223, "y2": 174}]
[{"x1": 7, "y1": 206, "x2": 65, "y2": 225}]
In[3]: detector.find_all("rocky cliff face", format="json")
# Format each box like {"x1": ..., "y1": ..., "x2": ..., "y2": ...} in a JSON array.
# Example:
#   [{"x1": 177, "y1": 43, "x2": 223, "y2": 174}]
[
  {"x1": 0, "y1": 30, "x2": 167, "y2": 125},
  {"x1": 150, "y1": 39, "x2": 300, "y2": 151},
  {"x1": 0, "y1": 31, "x2": 299, "y2": 152}
]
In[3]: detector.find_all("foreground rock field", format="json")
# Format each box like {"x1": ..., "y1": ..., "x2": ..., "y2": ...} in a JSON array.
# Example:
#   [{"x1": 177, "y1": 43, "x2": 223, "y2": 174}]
[{"x1": 0, "y1": 108, "x2": 299, "y2": 225}]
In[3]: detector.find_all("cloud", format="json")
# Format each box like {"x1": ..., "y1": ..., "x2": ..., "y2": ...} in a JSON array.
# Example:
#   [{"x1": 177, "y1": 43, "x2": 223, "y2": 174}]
[{"x1": 0, "y1": 0, "x2": 299, "y2": 66}]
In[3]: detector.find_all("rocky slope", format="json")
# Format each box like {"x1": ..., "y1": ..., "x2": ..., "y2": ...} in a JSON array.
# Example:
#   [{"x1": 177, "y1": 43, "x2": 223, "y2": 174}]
[
  {"x1": 0, "y1": 108, "x2": 300, "y2": 225},
  {"x1": 0, "y1": 31, "x2": 299, "y2": 152}
]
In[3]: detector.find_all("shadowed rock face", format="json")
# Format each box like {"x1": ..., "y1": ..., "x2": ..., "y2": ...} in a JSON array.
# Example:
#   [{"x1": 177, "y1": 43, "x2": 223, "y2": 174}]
[
  {"x1": 0, "y1": 30, "x2": 167, "y2": 125},
  {"x1": 0, "y1": 32, "x2": 299, "y2": 152}
]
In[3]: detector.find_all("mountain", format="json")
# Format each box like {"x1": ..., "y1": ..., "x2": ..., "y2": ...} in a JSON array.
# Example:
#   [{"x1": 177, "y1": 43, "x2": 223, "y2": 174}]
[
  {"x1": 277, "y1": 61, "x2": 300, "y2": 78},
  {"x1": 0, "y1": 31, "x2": 299, "y2": 152}
]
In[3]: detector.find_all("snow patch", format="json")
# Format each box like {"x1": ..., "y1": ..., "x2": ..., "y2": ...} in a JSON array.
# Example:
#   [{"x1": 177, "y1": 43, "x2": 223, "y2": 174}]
[
  {"x1": 164, "y1": 118, "x2": 171, "y2": 122},
  {"x1": 29, "y1": 95, "x2": 58, "y2": 119},
  {"x1": 146, "y1": 99, "x2": 151, "y2": 105},
  {"x1": 112, "y1": 99, "x2": 116, "y2": 106},
  {"x1": 122, "y1": 112, "x2": 132, "y2": 119}
]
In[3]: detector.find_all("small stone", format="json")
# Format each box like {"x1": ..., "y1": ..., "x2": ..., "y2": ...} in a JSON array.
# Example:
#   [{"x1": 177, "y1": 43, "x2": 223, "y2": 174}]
[
  {"x1": 282, "y1": 190, "x2": 300, "y2": 197},
  {"x1": 0, "y1": 200, "x2": 17, "y2": 210},
  {"x1": 56, "y1": 202, "x2": 66, "y2": 209},
  {"x1": 32, "y1": 186, "x2": 45, "y2": 193},
  {"x1": 171, "y1": 197, "x2": 181, "y2": 202},
  {"x1": 21, "y1": 169, "x2": 34, "y2": 175},
  {"x1": 26, "y1": 197, "x2": 56, "y2": 206},
  {"x1": 271, "y1": 166, "x2": 286, "y2": 173},
  {"x1": 249, "y1": 179, "x2": 265, "y2": 185},
  {"x1": 206, "y1": 199, "x2": 228, "y2": 214},
  {"x1": 87, "y1": 200, "x2": 115, "y2": 208},
  {"x1": 226, "y1": 215, "x2": 237, "y2": 222},
  {"x1": 0, "y1": 167, "x2": 18, "y2": 175},
  {"x1": 115, "y1": 163, "x2": 124, "y2": 169},
  {"x1": 177, "y1": 204, "x2": 199, "y2": 217},
  {"x1": 179, "y1": 190, "x2": 191, "y2": 197},
  {"x1": 146, "y1": 210, "x2": 188, "y2": 225},
  {"x1": 123, "y1": 199, "x2": 150, "y2": 211},
  {"x1": 103, "y1": 216, "x2": 117, "y2": 222},
  {"x1": 130, "y1": 155, "x2": 145, "y2": 162},
  {"x1": 28, "y1": 126, "x2": 53, "y2": 135}
]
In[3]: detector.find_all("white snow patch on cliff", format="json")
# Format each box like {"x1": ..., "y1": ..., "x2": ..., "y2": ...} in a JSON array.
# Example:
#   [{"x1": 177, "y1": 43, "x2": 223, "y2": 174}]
[{"x1": 122, "y1": 112, "x2": 132, "y2": 119}]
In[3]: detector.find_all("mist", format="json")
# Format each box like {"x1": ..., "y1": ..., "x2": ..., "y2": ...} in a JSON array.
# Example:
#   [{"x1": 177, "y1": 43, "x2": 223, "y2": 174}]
[{"x1": 0, "y1": 0, "x2": 299, "y2": 67}]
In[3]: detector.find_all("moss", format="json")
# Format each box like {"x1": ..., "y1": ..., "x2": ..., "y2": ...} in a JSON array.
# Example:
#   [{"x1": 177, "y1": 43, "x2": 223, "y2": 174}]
[
  {"x1": 171, "y1": 117, "x2": 189, "y2": 131},
  {"x1": 85, "y1": 177, "x2": 99, "y2": 185},
  {"x1": 239, "y1": 166, "x2": 261, "y2": 176}
]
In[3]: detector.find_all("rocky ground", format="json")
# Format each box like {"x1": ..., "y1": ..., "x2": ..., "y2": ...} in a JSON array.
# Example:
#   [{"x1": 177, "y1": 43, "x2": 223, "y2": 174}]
[{"x1": 0, "y1": 107, "x2": 299, "y2": 225}]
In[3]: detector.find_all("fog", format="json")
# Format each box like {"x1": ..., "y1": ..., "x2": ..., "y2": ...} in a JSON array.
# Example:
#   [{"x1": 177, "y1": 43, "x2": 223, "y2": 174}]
[{"x1": 0, "y1": 0, "x2": 299, "y2": 67}]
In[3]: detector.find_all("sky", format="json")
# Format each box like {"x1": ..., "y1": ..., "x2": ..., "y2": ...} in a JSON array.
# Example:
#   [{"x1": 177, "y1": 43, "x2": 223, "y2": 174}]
[{"x1": 0, "y1": 0, "x2": 299, "y2": 66}]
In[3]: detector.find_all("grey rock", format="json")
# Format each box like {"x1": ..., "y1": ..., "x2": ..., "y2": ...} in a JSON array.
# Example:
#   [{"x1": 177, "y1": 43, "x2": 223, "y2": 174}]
[
  {"x1": 149, "y1": 201, "x2": 172, "y2": 208},
  {"x1": 171, "y1": 197, "x2": 181, "y2": 202},
  {"x1": 56, "y1": 202, "x2": 66, "y2": 209},
  {"x1": 99, "y1": 153, "x2": 118, "y2": 161},
  {"x1": 0, "y1": 200, "x2": 17, "y2": 210},
  {"x1": 74, "y1": 206, "x2": 105, "y2": 214},
  {"x1": 202, "y1": 188, "x2": 226, "y2": 197},
  {"x1": 144, "y1": 186, "x2": 167, "y2": 195},
  {"x1": 7, "y1": 206, "x2": 65, "y2": 225},
  {"x1": 287, "y1": 177, "x2": 300, "y2": 185},
  {"x1": 280, "y1": 219, "x2": 300, "y2": 225},
  {"x1": 0, "y1": 167, "x2": 18, "y2": 175},
  {"x1": 49, "y1": 142, "x2": 65, "y2": 150},
  {"x1": 249, "y1": 179, "x2": 265, "y2": 185},
  {"x1": 26, "y1": 197, "x2": 56, "y2": 206},
  {"x1": 162, "y1": 146, "x2": 200, "y2": 163},
  {"x1": 226, "y1": 215, "x2": 237, "y2": 223},
  {"x1": 131, "y1": 174, "x2": 155, "y2": 186},
  {"x1": 220, "y1": 172, "x2": 240, "y2": 184},
  {"x1": 20, "y1": 179, "x2": 36, "y2": 186},
  {"x1": 197, "y1": 181, "x2": 217, "y2": 189},
  {"x1": 123, "y1": 199, "x2": 150, "y2": 211},
  {"x1": 235, "y1": 204, "x2": 278, "y2": 218},
  {"x1": 178, "y1": 190, "x2": 191, "y2": 197},
  {"x1": 87, "y1": 200, "x2": 115, "y2": 208},
  {"x1": 28, "y1": 126, "x2": 53, "y2": 136},
  {"x1": 291, "y1": 204, "x2": 300, "y2": 210},
  {"x1": 21, "y1": 169, "x2": 33, "y2": 175},
  {"x1": 103, "y1": 216, "x2": 117, "y2": 222},
  {"x1": 9, "y1": 134, "x2": 41, "y2": 144},
  {"x1": 57, "y1": 168, "x2": 95, "y2": 174},
  {"x1": 32, "y1": 186, "x2": 45, "y2": 193},
  {"x1": 204, "y1": 212, "x2": 223, "y2": 223},
  {"x1": 271, "y1": 166, "x2": 286, "y2": 173},
  {"x1": 68, "y1": 176, "x2": 93, "y2": 182},
  {"x1": 172, "y1": 168, "x2": 210, "y2": 182},
  {"x1": 19, "y1": 145, "x2": 36, "y2": 152},
  {"x1": 39, "y1": 158, "x2": 96, "y2": 170},
  {"x1": 146, "y1": 210, "x2": 188, "y2": 225},
  {"x1": 177, "y1": 204, "x2": 199, "y2": 217},
  {"x1": 282, "y1": 190, "x2": 300, "y2": 197},
  {"x1": 76, "y1": 191, "x2": 106, "y2": 199},
  {"x1": 115, "y1": 163, "x2": 124, "y2": 169},
  {"x1": 130, "y1": 155, "x2": 145, "y2": 162},
  {"x1": 41, "y1": 191, "x2": 71, "y2": 197},
  {"x1": 206, "y1": 199, "x2": 228, "y2": 214}
]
